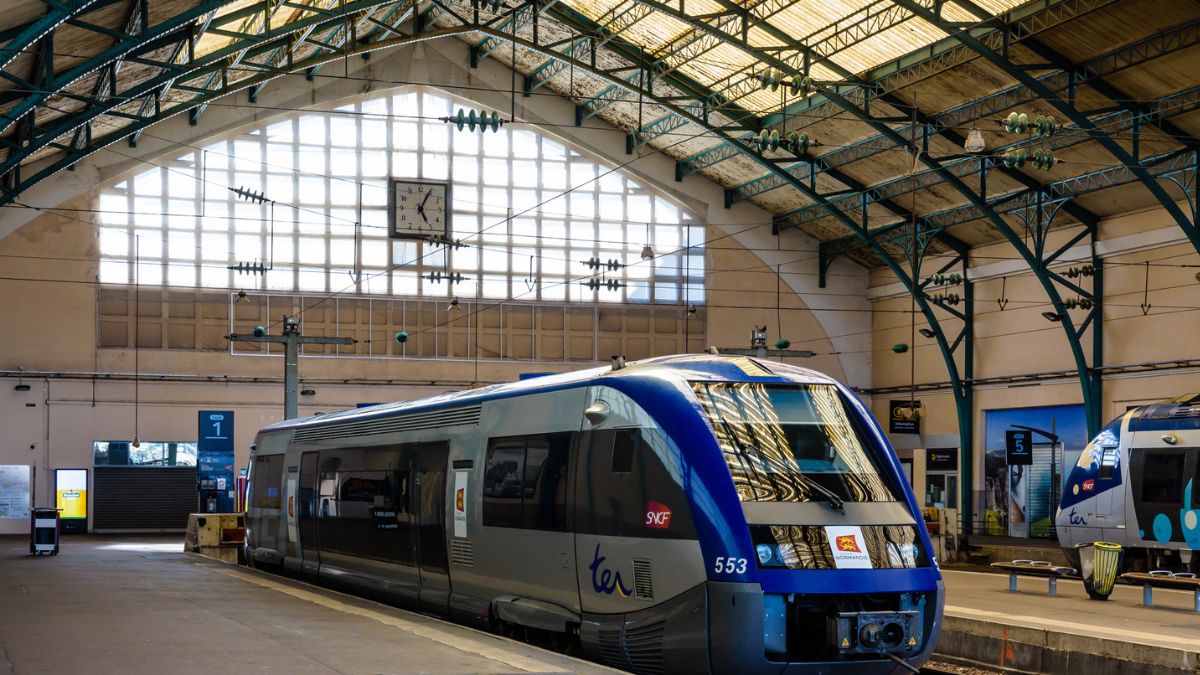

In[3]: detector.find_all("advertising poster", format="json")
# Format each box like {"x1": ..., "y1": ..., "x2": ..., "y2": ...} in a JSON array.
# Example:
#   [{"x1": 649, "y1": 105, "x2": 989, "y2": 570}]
[
  {"x1": 55, "y1": 469, "x2": 88, "y2": 519},
  {"x1": 0, "y1": 465, "x2": 31, "y2": 519},
  {"x1": 453, "y1": 470, "x2": 469, "y2": 538},
  {"x1": 984, "y1": 404, "x2": 1086, "y2": 539}
]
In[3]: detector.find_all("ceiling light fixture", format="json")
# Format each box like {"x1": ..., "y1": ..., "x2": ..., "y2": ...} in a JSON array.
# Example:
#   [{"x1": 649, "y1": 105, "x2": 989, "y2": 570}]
[
  {"x1": 640, "y1": 223, "x2": 654, "y2": 260},
  {"x1": 964, "y1": 127, "x2": 986, "y2": 153},
  {"x1": 236, "y1": 290, "x2": 250, "y2": 303},
  {"x1": 1041, "y1": 311, "x2": 1062, "y2": 322},
  {"x1": 300, "y1": 388, "x2": 316, "y2": 396},
  {"x1": 448, "y1": 297, "x2": 463, "y2": 314},
  {"x1": 918, "y1": 328, "x2": 936, "y2": 338}
]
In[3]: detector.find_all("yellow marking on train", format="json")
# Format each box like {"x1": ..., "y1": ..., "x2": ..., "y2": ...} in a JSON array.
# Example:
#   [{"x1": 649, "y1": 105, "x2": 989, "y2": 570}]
[{"x1": 205, "y1": 565, "x2": 565, "y2": 673}]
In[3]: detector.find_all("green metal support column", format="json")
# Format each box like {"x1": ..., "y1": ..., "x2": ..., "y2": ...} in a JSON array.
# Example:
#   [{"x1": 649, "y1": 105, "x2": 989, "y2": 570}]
[{"x1": 960, "y1": 272, "x2": 974, "y2": 535}]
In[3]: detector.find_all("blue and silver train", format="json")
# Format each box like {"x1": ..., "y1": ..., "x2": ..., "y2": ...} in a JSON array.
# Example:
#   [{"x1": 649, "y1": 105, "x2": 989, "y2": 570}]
[
  {"x1": 1057, "y1": 393, "x2": 1200, "y2": 572},
  {"x1": 245, "y1": 354, "x2": 943, "y2": 673}
]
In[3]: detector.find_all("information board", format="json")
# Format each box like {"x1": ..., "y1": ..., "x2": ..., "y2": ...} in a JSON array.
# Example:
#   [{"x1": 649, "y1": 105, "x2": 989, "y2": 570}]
[
  {"x1": 198, "y1": 410, "x2": 236, "y2": 513},
  {"x1": 0, "y1": 465, "x2": 31, "y2": 519},
  {"x1": 926, "y1": 449, "x2": 957, "y2": 472},
  {"x1": 1006, "y1": 429, "x2": 1033, "y2": 466},
  {"x1": 55, "y1": 468, "x2": 88, "y2": 533},
  {"x1": 888, "y1": 400, "x2": 921, "y2": 434}
]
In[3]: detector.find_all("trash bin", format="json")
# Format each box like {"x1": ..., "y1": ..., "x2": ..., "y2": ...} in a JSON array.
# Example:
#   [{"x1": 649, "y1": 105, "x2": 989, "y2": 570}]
[
  {"x1": 1076, "y1": 541, "x2": 1123, "y2": 600},
  {"x1": 30, "y1": 507, "x2": 61, "y2": 556}
]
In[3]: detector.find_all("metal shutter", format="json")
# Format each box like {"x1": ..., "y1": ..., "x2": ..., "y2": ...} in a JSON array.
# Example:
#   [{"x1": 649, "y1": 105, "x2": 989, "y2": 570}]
[{"x1": 93, "y1": 467, "x2": 197, "y2": 532}]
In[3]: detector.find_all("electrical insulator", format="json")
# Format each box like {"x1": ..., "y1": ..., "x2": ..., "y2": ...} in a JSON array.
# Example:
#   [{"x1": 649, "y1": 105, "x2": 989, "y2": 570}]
[
  {"x1": 229, "y1": 261, "x2": 267, "y2": 275},
  {"x1": 1002, "y1": 148, "x2": 1027, "y2": 169},
  {"x1": 755, "y1": 69, "x2": 783, "y2": 91},
  {"x1": 1032, "y1": 149, "x2": 1058, "y2": 171},
  {"x1": 425, "y1": 271, "x2": 466, "y2": 284},
  {"x1": 1033, "y1": 115, "x2": 1058, "y2": 137},
  {"x1": 1004, "y1": 111, "x2": 1029, "y2": 134},
  {"x1": 929, "y1": 272, "x2": 964, "y2": 286},
  {"x1": 1063, "y1": 298, "x2": 1094, "y2": 310},
  {"x1": 932, "y1": 292, "x2": 961, "y2": 306},
  {"x1": 784, "y1": 131, "x2": 809, "y2": 154},
  {"x1": 444, "y1": 108, "x2": 506, "y2": 132},
  {"x1": 1065, "y1": 264, "x2": 1095, "y2": 279},
  {"x1": 789, "y1": 76, "x2": 813, "y2": 96}
]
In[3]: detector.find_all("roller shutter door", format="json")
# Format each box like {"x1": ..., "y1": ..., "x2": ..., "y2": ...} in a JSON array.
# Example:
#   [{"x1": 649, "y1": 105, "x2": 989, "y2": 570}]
[{"x1": 93, "y1": 467, "x2": 197, "y2": 531}]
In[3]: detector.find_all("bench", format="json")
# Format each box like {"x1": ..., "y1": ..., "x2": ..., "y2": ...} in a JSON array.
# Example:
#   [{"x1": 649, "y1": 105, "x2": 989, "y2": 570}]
[
  {"x1": 991, "y1": 560, "x2": 1079, "y2": 597},
  {"x1": 1121, "y1": 571, "x2": 1200, "y2": 613}
]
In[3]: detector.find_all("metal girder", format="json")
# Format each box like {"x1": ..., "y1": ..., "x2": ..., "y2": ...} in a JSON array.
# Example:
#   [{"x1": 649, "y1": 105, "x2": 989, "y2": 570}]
[
  {"x1": 637, "y1": 0, "x2": 1092, "y2": 238},
  {"x1": 0, "y1": 0, "x2": 433, "y2": 199},
  {"x1": 672, "y1": 0, "x2": 1111, "y2": 178},
  {"x1": 738, "y1": 17, "x2": 1200, "y2": 205},
  {"x1": 773, "y1": 82, "x2": 1200, "y2": 232},
  {"x1": 894, "y1": 0, "x2": 1200, "y2": 258},
  {"x1": 708, "y1": 1, "x2": 1104, "y2": 438},
  {"x1": 0, "y1": 0, "x2": 110, "y2": 73},
  {"x1": 0, "y1": 0, "x2": 237, "y2": 141},
  {"x1": 758, "y1": 0, "x2": 1116, "y2": 131},
  {"x1": 915, "y1": 149, "x2": 1195, "y2": 231}
]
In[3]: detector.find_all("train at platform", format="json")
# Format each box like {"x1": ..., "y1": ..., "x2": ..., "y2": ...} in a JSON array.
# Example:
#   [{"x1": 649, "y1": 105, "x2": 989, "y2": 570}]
[
  {"x1": 244, "y1": 354, "x2": 943, "y2": 674},
  {"x1": 1056, "y1": 394, "x2": 1200, "y2": 572}
]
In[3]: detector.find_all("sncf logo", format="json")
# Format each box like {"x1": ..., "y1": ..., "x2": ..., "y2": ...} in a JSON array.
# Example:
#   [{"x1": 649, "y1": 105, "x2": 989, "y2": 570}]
[
  {"x1": 835, "y1": 534, "x2": 862, "y2": 553},
  {"x1": 1082, "y1": 479, "x2": 1095, "y2": 492},
  {"x1": 645, "y1": 501, "x2": 672, "y2": 529},
  {"x1": 455, "y1": 488, "x2": 465, "y2": 511}
]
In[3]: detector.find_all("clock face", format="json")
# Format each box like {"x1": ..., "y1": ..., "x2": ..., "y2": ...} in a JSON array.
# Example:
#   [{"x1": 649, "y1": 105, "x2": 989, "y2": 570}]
[{"x1": 389, "y1": 179, "x2": 450, "y2": 239}]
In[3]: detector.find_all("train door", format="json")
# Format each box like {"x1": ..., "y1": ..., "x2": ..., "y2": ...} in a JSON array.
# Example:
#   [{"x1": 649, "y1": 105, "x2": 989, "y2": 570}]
[
  {"x1": 1093, "y1": 442, "x2": 1122, "y2": 526},
  {"x1": 297, "y1": 451, "x2": 320, "y2": 577},
  {"x1": 412, "y1": 441, "x2": 451, "y2": 615}
]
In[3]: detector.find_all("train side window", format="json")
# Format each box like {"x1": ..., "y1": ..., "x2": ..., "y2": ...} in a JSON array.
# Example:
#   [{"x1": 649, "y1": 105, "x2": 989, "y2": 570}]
[
  {"x1": 611, "y1": 429, "x2": 639, "y2": 473},
  {"x1": 1141, "y1": 452, "x2": 1184, "y2": 504},
  {"x1": 1098, "y1": 446, "x2": 1118, "y2": 480},
  {"x1": 1194, "y1": 455, "x2": 1200, "y2": 508},
  {"x1": 522, "y1": 434, "x2": 571, "y2": 531},
  {"x1": 483, "y1": 439, "x2": 525, "y2": 528},
  {"x1": 250, "y1": 454, "x2": 282, "y2": 509}
]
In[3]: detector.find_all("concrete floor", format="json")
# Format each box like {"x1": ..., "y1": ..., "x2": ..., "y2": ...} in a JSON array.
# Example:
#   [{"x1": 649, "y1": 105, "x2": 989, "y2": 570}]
[
  {"x1": 943, "y1": 567, "x2": 1200, "y2": 651},
  {"x1": 0, "y1": 535, "x2": 615, "y2": 675}
]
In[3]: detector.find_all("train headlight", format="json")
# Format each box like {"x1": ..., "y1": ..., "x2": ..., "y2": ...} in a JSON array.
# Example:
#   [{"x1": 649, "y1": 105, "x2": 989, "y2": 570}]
[{"x1": 756, "y1": 544, "x2": 774, "y2": 565}]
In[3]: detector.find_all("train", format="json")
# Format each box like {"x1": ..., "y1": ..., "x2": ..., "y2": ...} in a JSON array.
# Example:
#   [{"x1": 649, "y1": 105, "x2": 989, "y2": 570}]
[
  {"x1": 244, "y1": 354, "x2": 944, "y2": 674},
  {"x1": 1056, "y1": 393, "x2": 1200, "y2": 572}
]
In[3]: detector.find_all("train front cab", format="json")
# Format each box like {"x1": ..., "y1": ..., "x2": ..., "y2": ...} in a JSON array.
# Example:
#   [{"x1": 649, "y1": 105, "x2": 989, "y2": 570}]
[{"x1": 591, "y1": 371, "x2": 943, "y2": 674}]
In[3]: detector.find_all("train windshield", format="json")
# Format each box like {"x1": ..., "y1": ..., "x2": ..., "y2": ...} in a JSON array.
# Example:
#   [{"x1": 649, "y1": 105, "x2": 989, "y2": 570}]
[{"x1": 693, "y1": 382, "x2": 898, "y2": 503}]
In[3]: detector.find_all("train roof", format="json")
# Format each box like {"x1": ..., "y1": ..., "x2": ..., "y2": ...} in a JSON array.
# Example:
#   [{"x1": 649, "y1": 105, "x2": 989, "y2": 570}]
[
  {"x1": 259, "y1": 353, "x2": 840, "y2": 435},
  {"x1": 1128, "y1": 391, "x2": 1195, "y2": 422}
]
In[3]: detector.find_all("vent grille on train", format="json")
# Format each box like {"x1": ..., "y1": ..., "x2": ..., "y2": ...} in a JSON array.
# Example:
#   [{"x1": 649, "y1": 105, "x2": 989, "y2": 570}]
[
  {"x1": 631, "y1": 559, "x2": 653, "y2": 600},
  {"x1": 292, "y1": 405, "x2": 482, "y2": 443},
  {"x1": 624, "y1": 621, "x2": 666, "y2": 675},
  {"x1": 1168, "y1": 404, "x2": 1200, "y2": 419},
  {"x1": 598, "y1": 629, "x2": 626, "y2": 669},
  {"x1": 449, "y1": 538, "x2": 475, "y2": 567}
]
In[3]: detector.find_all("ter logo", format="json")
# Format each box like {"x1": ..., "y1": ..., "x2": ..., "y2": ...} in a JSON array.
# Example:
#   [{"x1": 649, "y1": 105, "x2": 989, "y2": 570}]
[{"x1": 835, "y1": 534, "x2": 862, "y2": 553}]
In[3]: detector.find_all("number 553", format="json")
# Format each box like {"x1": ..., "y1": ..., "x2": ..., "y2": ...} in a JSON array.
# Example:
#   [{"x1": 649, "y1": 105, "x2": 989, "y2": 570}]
[{"x1": 713, "y1": 556, "x2": 747, "y2": 574}]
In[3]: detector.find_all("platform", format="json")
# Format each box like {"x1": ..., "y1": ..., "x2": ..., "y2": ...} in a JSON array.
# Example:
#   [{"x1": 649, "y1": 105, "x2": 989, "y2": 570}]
[
  {"x1": 939, "y1": 568, "x2": 1200, "y2": 674},
  {"x1": 0, "y1": 535, "x2": 614, "y2": 675}
]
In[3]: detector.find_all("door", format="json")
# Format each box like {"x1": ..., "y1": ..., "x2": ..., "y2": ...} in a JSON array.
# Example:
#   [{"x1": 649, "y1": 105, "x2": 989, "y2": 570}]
[
  {"x1": 297, "y1": 451, "x2": 320, "y2": 577},
  {"x1": 412, "y1": 442, "x2": 450, "y2": 614}
]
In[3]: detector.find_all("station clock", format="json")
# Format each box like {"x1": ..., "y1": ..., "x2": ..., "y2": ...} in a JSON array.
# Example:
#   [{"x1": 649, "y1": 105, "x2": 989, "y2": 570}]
[{"x1": 388, "y1": 178, "x2": 451, "y2": 239}]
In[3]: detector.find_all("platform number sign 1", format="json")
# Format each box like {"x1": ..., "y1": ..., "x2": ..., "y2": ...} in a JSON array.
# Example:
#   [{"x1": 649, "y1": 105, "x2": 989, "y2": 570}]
[
  {"x1": 1006, "y1": 429, "x2": 1032, "y2": 466},
  {"x1": 198, "y1": 410, "x2": 236, "y2": 513}
]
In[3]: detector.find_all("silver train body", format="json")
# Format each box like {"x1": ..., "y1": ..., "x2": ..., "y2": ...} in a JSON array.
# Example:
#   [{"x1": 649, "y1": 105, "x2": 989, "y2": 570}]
[
  {"x1": 1056, "y1": 394, "x2": 1200, "y2": 570},
  {"x1": 245, "y1": 355, "x2": 943, "y2": 673}
]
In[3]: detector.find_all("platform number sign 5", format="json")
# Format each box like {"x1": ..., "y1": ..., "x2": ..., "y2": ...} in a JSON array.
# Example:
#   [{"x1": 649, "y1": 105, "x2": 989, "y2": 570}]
[
  {"x1": 713, "y1": 556, "x2": 748, "y2": 574},
  {"x1": 1006, "y1": 429, "x2": 1033, "y2": 466}
]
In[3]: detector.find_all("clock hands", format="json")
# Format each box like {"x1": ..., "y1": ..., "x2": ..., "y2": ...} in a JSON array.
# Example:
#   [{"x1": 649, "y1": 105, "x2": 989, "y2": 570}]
[{"x1": 417, "y1": 189, "x2": 433, "y2": 224}]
